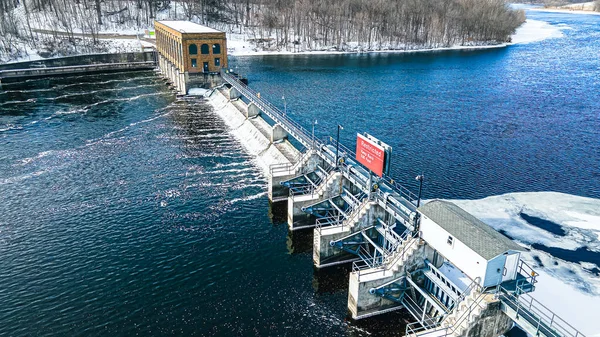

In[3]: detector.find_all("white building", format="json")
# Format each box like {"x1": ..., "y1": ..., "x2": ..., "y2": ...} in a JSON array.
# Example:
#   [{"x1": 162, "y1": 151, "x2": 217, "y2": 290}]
[{"x1": 418, "y1": 200, "x2": 524, "y2": 288}]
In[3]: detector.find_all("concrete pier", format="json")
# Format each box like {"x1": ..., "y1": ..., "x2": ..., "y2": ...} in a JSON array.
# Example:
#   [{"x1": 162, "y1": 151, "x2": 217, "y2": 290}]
[{"x1": 179, "y1": 65, "x2": 584, "y2": 337}]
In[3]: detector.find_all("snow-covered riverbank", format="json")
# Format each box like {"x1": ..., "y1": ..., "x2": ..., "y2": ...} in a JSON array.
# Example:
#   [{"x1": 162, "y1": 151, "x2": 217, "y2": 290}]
[
  {"x1": 226, "y1": 19, "x2": 565, "y2": 57},
  {"x1": 530, "y1": 7, "x2": 600, "y2": 16},
  {"x1": 529, "y1": 1, "x2": 600, "y2": 16}
]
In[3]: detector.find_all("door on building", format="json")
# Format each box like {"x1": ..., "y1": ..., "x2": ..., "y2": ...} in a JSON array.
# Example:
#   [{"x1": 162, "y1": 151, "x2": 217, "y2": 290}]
[
  {"x1": 502, "y1": 253, "x2": 519, "y2": 283},
  {"x1": 203, "y1": 62, "x2": 209, "y2": 73}
]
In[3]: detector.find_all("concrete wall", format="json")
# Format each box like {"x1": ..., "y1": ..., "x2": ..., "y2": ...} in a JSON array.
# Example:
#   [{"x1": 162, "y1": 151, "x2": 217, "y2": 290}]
[
  {"x1": 0, "y1": 62, "x2": 154, "y2": 82},
  {"x1": 271, "y1": 124, "x2": 288, "y2": 143},
  {"x1": 348, "y1": 270, "x2": 400, "y2": 318},
  {"x1": 206, "y1": 88, "x2": 295, "y2": 175},
  {"x1": 313, "y1": 226, "x2": 353, "y2": 267},
  {"x1": 347, "y1": 241, "x2": 434, "y2": 319},
  {"x1": 461, "y1": 298, "x2": 513, "y2": 337},
  {"x1": 420, "y1": 216, "x2": 488, "y2": 285},
  {"x1": 0, "y1": 52, "x2": 156, "y2": 71},
  {"x1": 159, "y1": 54, "x2": 188, "y2": 94},
  {"x1": 287, "y1": 172, "x2": 342, "y2": 229}
]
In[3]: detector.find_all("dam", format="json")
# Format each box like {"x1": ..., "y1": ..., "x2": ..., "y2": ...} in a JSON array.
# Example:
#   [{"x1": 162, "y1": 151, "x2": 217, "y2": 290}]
[
  {"x1": 201, "y1": 70, "x2": 586, "y2": 337},
  {"x1": 147, "y1": 20, "x2": 587, "y2": 337},
  {"x1": 0, "y1": 19, "x2": 591, "y2": 337}
]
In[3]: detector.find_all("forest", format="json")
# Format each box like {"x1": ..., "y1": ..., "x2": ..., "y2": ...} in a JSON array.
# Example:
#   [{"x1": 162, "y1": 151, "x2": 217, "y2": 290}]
[{"x1": 0, "y1": 0, "x2": 527, "y2": 62}]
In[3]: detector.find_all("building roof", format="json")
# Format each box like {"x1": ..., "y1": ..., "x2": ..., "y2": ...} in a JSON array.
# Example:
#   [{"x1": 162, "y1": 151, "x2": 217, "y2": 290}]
[
  {"x1": 418, "y1": 200, "x2": 523, "y2": 260},
  {"x1": 157, "y1": 21, "x2": 222, "y2": 34}
]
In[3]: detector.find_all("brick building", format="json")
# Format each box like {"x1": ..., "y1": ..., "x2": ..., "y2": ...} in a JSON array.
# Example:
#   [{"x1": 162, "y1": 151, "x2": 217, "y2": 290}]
[{"x1": 155, "y1": 21, "x2": 228, "y2": 93}]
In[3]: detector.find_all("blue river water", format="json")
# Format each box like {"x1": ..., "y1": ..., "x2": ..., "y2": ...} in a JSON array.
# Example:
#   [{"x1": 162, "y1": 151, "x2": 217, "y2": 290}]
[
  {"x1": 231, "y1": 10, "x2": 600, "y2": 200},
  {"x1": 0, "y1": 8, "x2": 598, "y2": 337}
]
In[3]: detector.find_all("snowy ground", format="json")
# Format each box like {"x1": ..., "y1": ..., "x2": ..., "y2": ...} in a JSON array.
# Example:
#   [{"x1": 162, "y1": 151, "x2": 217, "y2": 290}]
[
  {"x1": 225, "y1": 18, "x2": 565, "y2": 57},
  {"x1": 510, "y1": 19, "x2": 566, "y2": 44},
  {"x1": 530, "y1": 1, "x2": 600, "y2": 16},
  {"x1": 1, "y1": 2, "x2": 567, "y2": 63},
  {"x1": 530, "y1": 7, "x2": 600, "y2": 16},
  {"x1": 444, "y1": 192, "x2": 600, "y2": 337}
]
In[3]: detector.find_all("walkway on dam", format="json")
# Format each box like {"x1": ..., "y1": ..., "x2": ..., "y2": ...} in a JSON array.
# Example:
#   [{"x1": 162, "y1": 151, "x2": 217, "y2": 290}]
[{"x1": 220, "y1": 70, "x2": 419, "y2": 210}]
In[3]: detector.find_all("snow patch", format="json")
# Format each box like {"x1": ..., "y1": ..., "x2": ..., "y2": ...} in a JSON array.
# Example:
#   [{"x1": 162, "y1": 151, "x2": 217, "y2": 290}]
[
  {"x1": 445, "y1": 192, "x2": 600, "y2": 252},
  {"x1": 510, "y1": 19, "x2": 566, "y2": 44},
  {"x1": 225, "y1": 18, "x2": 566, "y2": 57},
  {"x1": 439, "y1": 192, "x2": 600, "y2": 336}
]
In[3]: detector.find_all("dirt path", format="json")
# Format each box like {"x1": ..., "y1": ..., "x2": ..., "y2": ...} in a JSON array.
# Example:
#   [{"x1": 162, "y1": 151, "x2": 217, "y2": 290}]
[{"x1": 31, "y1": 28, "x2": 156, "y2": 45}]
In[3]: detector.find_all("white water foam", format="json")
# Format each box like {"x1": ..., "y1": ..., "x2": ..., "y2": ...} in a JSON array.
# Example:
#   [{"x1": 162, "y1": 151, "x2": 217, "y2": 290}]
[
  {"x1": 441, "y1": 192, "x2": 600, "y2": 336},
  {"x1": 207, "y1": 91, "x2": 294, "y2": 175},
  {"x1": 188, "y1": 88, "x2": 210, "y2": 96},
  {"x1": 228, "y1": 191, "x2": 268, "y2": 205}
]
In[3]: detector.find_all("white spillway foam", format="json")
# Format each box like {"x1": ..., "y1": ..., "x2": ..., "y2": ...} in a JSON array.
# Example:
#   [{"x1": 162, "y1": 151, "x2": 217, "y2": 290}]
[
  {"x1": 188, "y1": 88, "x2": 210, "y2": 96},
  {"x1": 206, "y1": 90, "x2": 292, "y2": 175}
]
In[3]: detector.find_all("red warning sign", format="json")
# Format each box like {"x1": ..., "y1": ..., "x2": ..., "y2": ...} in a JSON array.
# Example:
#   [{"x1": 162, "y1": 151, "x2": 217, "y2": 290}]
[{"x1": 355, "y1": 134, "x2": 386, "y2": 177}]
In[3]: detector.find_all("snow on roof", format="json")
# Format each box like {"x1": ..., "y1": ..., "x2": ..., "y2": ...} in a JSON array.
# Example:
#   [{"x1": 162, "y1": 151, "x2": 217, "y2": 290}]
[
  {"x1": 438, "y1": 262, "x2": 471, "y2": 292},
  {"x1": 157, "y1": 21, "x2": 222, "y2": 34},
  {"x1": 419, "y1": 200, "x2": 524, "y2": 260}
]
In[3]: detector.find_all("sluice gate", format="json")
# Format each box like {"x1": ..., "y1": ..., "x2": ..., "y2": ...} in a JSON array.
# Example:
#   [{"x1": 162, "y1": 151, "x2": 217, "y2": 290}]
[{"x1": 213, "y1": 69, "x2": 586, "y2": 337}]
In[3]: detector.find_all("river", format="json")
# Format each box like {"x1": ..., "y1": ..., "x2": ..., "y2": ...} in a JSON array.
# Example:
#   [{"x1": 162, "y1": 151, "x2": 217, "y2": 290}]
[{"x1": 0, "y1": 8, "x2": 598, "y2": 337}]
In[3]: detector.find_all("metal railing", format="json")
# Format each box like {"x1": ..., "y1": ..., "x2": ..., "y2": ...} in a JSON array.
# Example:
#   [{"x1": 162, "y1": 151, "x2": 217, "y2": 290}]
[
  {"x1": 287, "y1": 165, "x2": 332, "y2": 195},
  {"x1": 377, "y1": 223, "x2": 409, "y2": 255},
  {"x1": 384, "y1": 231, "x2": 420, "y2": 268},
  {"x1": 351, "y1": 231, "x2": 420, "y2": 281},
  {"x1": 498, "y1": 286, "x2": 586, "y2": 337},
  {"x1": 305, "y1": 166, "x2": 339, "y2": 197},
  {"x1": 456, "y1": 277, "x2": 483, "y2": 304},
  {"x1": 314, "y1": 191, "x2": 369, "y2": 235},
  {"x1": 516, "y1": 259, "x2": 539, "y2": 290},
  {"x1": 221, "y1": 70, "x2": 314, "y2": 148},
  {"x1": 314, "y1": 214, "x2": 345, "y2": 231},
  {"x1": 270, "y1": 148, "x2": 314, "y2": 176},
  {"x1": 221, "y1": 70, "x2": 420, "y2": 219},
  {"x1": 405, "y1": 288, "x2": 487, "y2": 337}
]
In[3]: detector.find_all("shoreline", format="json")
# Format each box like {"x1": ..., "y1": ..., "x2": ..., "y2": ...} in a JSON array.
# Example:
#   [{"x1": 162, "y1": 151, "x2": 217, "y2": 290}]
[
  {"x1": 0, "y1": 16, "x2": 564, "y2": 64},
  {"x1": 529, "y1": 7, "x2": 600, "y2": 16},
  {"x1": 228, "y1": 43, "x2": 511, "y2": 57},
  {"x1": 227, "y1": 19, "x2": 563, "y2": 57}
]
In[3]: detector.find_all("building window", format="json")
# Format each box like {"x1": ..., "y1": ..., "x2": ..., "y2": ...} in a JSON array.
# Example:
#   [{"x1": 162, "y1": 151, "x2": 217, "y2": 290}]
[
  {"x1": 189, "y1": 44, "x2": 198, "y2": 55},
  {"x1": 214, "y1": 58, "x2": 220, "y2": 67},
  {"x1": 212, "y1": 43, "x2": 221, "y2": 54},
  {"x1": 201, "y1": 44, "x2": 209, "y2": 54},
  {"x1": 191, "y1": 59, "x2": 197, "y2": 68},
  {"x1": 447, "y1": 236, "x2": 453, "y2": 246}
]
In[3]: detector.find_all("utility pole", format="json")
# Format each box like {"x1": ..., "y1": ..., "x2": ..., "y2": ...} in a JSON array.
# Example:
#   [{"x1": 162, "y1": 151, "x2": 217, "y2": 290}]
[{"x1": 335, "y1": 124, "x2": 343, "y2": 167}]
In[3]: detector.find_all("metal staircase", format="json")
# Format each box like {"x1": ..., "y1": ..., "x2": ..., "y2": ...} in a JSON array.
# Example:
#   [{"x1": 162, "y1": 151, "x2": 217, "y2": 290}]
[
  {"x1": 299, "y1": 188, "x2": 367, "y2": 230},
  {"x1": 280, "y1": 165, "x2": 331, "y2": 195},
  {"x1": 404, "y1": 277, "x2": 486, "y2": 337},
  {"x1": 498, "y1": 286, "x2": 586, "y2": 337}
]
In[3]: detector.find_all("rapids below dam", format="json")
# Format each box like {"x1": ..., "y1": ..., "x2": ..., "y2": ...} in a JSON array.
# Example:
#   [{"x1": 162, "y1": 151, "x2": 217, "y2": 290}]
[{"x1": 0, "y1": 8, "x2": 598, "y2": 337}]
